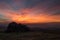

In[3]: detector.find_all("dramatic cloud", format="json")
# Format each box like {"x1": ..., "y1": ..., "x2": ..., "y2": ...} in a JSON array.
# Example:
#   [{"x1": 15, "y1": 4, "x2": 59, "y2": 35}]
[{"x1": 0, "y1": 0, "x2": 60, "y2": 23}]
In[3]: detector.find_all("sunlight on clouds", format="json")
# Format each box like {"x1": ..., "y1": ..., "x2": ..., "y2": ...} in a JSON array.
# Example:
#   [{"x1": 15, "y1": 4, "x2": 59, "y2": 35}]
[{"x1": 0, "y1": 9, "x2": 60, "y2": 23}]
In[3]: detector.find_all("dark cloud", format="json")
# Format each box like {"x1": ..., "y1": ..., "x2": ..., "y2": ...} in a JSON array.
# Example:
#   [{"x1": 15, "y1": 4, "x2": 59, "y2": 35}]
[
  {"x1": 0, "y1": 0, "x2": 60, "y2": 23},
  {"x1": 0, "y1": 0, "x2": 60, "y2": 17},
  {"x1": 23, "y1": 0, "x2": 60, "y2": 15}
]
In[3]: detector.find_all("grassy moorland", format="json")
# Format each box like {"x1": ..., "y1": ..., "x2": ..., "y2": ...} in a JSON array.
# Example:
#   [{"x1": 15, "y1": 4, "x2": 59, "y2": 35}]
[{"x1": 0, "y1": 31, "x2": 60, "y2": 40}]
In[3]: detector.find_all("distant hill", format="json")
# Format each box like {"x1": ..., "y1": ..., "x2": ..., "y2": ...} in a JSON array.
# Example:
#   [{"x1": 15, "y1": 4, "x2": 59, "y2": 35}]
[
  {"x1": 27, "y1": 22, "x2": 60, "y2": 30},
  {"x1": 0, "y1": 22, "x2": 60, "y2": 31}
]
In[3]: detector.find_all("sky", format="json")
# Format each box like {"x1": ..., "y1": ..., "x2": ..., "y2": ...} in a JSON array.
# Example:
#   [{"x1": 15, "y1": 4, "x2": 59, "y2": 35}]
[{"x1": 0, "y1": 0, "x2": 60, "y2": 23}]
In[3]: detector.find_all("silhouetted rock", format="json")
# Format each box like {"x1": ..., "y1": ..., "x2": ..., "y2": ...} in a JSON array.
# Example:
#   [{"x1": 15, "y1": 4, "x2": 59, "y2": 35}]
[
  {"x1": 5, "y1": 22, "x2": 18, "y2": 32},
  {"x1": 5, "y1": 22, "x2": 30, "y2": 33},
  {"x1": 18, "y1": 24, "x2": 30, "y2": 32}
]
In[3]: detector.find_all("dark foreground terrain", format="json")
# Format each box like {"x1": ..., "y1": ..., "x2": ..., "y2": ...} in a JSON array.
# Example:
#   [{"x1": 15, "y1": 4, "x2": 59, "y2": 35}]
[
  {"x1": 0, "y1": 31, "x2": 60, "y2": 40},
  {"x1": 0, "y1": 22, "x2": 60, "y2": 40}
]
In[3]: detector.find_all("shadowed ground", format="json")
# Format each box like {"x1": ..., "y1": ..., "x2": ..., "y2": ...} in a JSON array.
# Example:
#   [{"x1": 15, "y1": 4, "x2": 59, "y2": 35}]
[{"x1": 0, "y1": 32, "x2": 60, "y2": 40}]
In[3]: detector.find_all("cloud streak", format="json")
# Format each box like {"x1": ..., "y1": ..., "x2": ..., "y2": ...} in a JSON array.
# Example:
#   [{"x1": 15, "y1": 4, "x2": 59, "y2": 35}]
[{"x1": 0, "y1": 0, "x2": 60, "y2": 23}]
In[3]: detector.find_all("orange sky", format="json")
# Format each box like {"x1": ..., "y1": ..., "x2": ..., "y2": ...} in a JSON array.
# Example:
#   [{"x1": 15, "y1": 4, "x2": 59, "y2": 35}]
[
  {"x1": 0, "y1": 9, "x2": 60, "y2": 24},
  {"x1": 0, "y1": 0, "x2": 60, "y2": 24}
]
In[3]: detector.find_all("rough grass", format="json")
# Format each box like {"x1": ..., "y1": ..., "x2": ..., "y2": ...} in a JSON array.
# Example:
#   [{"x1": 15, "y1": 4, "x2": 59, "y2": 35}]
[{"x1": 0, "y1": 32, "x2": 60, "y2": 40}]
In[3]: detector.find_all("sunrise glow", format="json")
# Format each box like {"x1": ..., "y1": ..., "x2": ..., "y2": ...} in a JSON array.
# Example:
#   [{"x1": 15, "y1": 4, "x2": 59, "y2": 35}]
[{"x1": 0, "y1": 0, "x2": 60, "y2": 23}]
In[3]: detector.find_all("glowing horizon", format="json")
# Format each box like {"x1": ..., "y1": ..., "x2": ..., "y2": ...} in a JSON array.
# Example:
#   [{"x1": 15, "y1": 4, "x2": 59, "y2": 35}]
[
  {"x1": 0, "y1": 9, "x2": 60, "y2": 23},
  {"x1": 0, "y1": 0, "x2": 60, "y2": 23}
]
